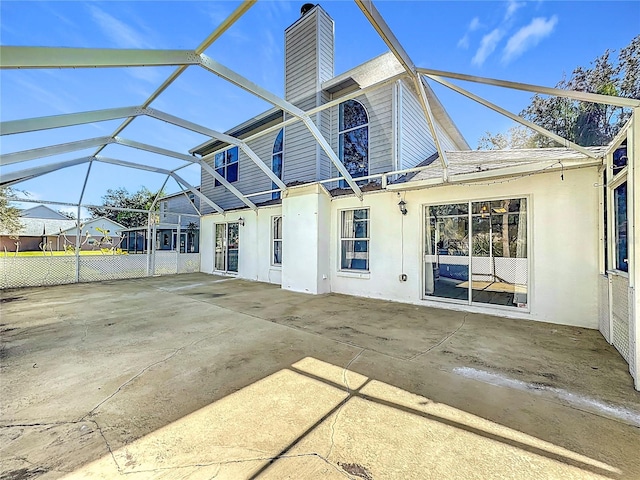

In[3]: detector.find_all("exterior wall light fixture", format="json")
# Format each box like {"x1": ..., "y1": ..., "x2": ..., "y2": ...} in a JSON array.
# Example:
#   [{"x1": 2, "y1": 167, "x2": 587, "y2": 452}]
[
  {"x1": 238, "y1": 217, "x2": 245, "y2": 226},
  {"x1": 398, "y1": 200, "x2": 407, "y2": 215}
]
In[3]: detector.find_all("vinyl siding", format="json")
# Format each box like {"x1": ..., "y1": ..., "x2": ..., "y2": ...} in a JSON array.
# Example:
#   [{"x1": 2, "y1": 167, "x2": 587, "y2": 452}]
[
  {"x1": 400, "y1": 78, "x2": 458, "y2": 169},
  {"x1": 283, "y1": 95, "x2": 320, "y2": 185},
  {"x1": 285, "y1": 13, "x2": 317, "y2": 103},
  {"x1": 200, "y1": 131, "x2": 280, "y2": 213},
  {"x1": 160, "y1": 194, "x2": 200, "y2": 227}
]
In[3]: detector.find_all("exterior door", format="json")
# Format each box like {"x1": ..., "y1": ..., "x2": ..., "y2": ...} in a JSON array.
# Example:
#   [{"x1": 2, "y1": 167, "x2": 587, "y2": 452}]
[
  {"x1": 214, "y1": 223, "x2": 239, "y2": 273},
  {"x1": 424, "y1": 199, "x2": 528, "y2": 309},
  {"x1": 424, "y1": 204, "x2": 470, "y2": 302}
]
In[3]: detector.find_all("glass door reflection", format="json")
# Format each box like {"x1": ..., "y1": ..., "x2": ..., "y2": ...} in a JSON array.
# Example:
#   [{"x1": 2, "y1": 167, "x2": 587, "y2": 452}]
[{"x1": 425, "y1": 204, "x2": 470, "y2": 302}]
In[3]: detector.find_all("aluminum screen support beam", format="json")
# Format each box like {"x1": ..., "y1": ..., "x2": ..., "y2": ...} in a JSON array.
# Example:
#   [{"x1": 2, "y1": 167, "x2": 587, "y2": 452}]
[
  {"x1": 0, "y1": 107, "x2": 143, "y2": 136},
  {"x1": 0, "y1": 137, "x2": 113, "y2": 166},
  {"x1": 0, "y1": 156, "x2": 93, "y2": 186},
  {"x1": 114, "y1": 137, "x2": 257, "y2": 210},
  {"x1": 354, "y1": 0, "x2": 449, "y2": 178},
  {"x1": 416, "y1": 67, "x2": 640, "y2": 109},
  {"x1": 199, "y1": 54, "x2": 363, "y2": 198},
  {"x1": 144, "y1": 108, "x2": 287, "y2": 192},
  {"x1": 93, "y1": 155, "x2": 224, "y2": 213},
  {"x1": 91, "y1": 1, "x2": 256, "y2": 157},
  {"x1": 425, "y1": 74, "x2": 600, "y2": 159},
  {"x1": 170, "y1": 172, "x2": 223, "y2": 214},
  {"x1": 0, "y1": 47, "x2": 200, "y2": 69}
]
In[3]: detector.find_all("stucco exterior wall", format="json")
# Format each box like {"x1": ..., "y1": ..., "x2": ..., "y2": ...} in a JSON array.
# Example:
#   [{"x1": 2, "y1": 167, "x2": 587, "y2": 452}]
[
  {"x1": 329, "y1": 166, "x2": 600, "y2": 328},
  {"x1": 199, "y1": 165, "x2": 599, "y2": 329},
  {"x1": 200, "y1": 205, "x2": 283, "y2": 285}
]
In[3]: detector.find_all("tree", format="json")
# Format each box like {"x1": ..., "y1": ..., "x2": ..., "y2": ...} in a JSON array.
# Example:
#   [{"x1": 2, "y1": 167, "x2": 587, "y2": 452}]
[
  {"x1": 478, "y1": 125, "x2": 538, "y2": 150},
  {"x1": 479, "y1": 34, "x2": 639, "y2": 149},
  {"x1": 87, "y1": 187, "x2": 163, "y2": 228},
  {"x1": 0, "y1": 187, "x2": 24, "y2": 238},
  {"x1": 57, "y1": 210, "x2": 76, "y2": 220}
]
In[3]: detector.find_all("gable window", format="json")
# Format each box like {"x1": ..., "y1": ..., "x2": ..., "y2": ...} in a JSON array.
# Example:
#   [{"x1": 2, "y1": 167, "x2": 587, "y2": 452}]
[
  {"x1": 340, "y1": 208, "x2": 369, "y2": 271},
  {"x1": 214, "y1": 146, "x2": 239, "y2": 186},
  {"x1": 272, "y1": 129, "x2": 284, "y2": 200},
  {"x1": 339, "y1": 100, "x2": 368, "y2": 188},
  {"x1": 272, "y1": 216, "x2": 282, "y2": 265}
]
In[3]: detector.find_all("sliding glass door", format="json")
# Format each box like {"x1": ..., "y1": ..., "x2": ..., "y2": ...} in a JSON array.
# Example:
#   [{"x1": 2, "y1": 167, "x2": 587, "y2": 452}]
[
  {"x1": 214, "y1": 223, "x2": 239, "y2": 273},
  {"x1": 424, "y1": 204, "x2": 470, "y2": 301},
  {"x1": 425, "y1": 198, "x2": 528, "y2": 309}
]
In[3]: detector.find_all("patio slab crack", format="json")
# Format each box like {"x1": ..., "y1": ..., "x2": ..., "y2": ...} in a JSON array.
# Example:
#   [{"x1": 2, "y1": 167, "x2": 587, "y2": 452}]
[
  {"x1": 81, "y1": 328, "x2": 231, "y2": 420},
  {"x1": 408, "y1": 313, "x2": 468, "y2": 361}
]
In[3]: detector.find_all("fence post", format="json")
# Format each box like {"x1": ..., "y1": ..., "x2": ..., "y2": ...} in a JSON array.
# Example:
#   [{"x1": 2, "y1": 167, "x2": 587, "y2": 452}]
[
  {"x1": 146, "y1": 212, "x2": 152, "y2": 277},
  {"x1": 176, "y1": 215, "x2": 182, "y2": 274},
  {"x1": 75, "y1": 204, "x2": 81, "y2": 283}
]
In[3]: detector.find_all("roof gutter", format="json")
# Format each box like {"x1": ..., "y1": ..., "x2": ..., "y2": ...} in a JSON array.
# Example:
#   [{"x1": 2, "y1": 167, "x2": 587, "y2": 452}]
[{"x1": 385, "y1": 157, "x2": 604, "y2": 192}]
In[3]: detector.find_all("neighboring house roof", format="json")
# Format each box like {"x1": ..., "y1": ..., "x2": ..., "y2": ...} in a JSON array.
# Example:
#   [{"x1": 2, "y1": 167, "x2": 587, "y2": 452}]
[
  {"x1": 394, "y1": 146, "x2": 608, "y2": 184},
  {"x1": 20, "y1": 205, "x2": 68, "y2": 220},
  {"x1": 59, "y1": 217, "x2": 125, "y2": 235},
  {"x1": 0, "y1": 217, "x2": 77, "y2": 237}
]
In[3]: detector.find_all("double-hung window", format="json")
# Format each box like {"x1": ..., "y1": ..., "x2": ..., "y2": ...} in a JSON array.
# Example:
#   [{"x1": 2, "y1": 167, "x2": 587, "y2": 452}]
[
  {"x1": 340, "y1": 208, "x2": 369, "y2": 271},
  {"x1": 272, "y1": 216, "x2": 282, "y2": 265},
  {"x1": 214, "y1": 146, "x2": 239, "y2": 186}
]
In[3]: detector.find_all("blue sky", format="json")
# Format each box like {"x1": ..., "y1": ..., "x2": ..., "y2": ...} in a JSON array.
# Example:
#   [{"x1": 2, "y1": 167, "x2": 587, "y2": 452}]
[{"x1": 1, "y1": 0, "x2": 638, "y2": 215}]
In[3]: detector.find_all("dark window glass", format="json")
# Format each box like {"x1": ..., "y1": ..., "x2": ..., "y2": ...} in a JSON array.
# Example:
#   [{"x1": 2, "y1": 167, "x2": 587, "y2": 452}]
[
  {"x1": 339, "y1": 101, "x2": 368, "y2": 188},
  {"x1": 214, "y1": 147, "x2": 239, "y2": 186},
  {"x1": 614, "y1": 182, "x2": 628, "y2": 272},
  {"x1": 340, "y1": 100, "x2": 368, "y2": 131},
  {"x1": 272, "y1": 129, "x2": 284, "y2": 200},
  {"x1": 429, "y1": 203, "x2": 469, "y2": 218},
  {"x1": 226, "y1": 162, "x2": 238, "y2": 183},
  {"x1": 613, "y1": 140, "x2": 627, "y2": 174}
]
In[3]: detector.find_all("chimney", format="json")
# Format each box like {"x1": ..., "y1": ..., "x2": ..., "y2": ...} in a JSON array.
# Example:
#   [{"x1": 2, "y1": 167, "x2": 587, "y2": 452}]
[{"x1": 284, "y1": 4, "x2": 334, "y2": 106}]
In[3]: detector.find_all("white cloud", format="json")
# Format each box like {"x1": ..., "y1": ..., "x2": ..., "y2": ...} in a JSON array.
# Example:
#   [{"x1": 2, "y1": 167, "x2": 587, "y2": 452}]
[
  {"x1": 457, "y1": 17, "x2": 482, "y2": 49},
  {"x1": 472, "y1": 28, "x2": 505, "y2": 66},
  {"x1": 88, "y1": 5, "x2": 153, "y2": 49},
  {"x1": 505, "y1": 0, "x2": 525, "y2": 20},
  {"x1": 502, "y1": 15, "x2": 558, "y2": 63}
]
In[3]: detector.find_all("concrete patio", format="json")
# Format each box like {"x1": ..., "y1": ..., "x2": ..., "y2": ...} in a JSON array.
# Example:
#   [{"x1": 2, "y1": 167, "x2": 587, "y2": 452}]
[{"x1": 1, "y1": 273, "x2": 639, "y2": 479}]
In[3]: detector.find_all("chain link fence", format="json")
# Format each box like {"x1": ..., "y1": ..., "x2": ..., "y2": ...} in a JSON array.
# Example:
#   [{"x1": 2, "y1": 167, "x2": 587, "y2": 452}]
[{"x1": 0, "y1": 252, "x2": 201, "y2": 289}]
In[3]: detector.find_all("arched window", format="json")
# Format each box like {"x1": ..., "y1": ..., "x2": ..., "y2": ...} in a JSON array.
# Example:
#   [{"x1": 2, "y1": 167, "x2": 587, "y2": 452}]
[
  {"x1": 339, "y1": 100, "x2": 368, "y2": 188},
  {"x1": 272, "y1": 129, "x2": 284, "y2": 200}
]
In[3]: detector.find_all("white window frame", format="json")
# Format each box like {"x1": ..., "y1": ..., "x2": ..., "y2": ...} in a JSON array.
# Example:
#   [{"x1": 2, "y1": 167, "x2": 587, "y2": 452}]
[
  {"x1": 607, "y1": 136, "x2": 629, "y2": 277},
  {"x1": 272, "y1": 215, "x2": 283, "y2": 266},
  {"x1": 339, "y1": 207, "x2": 370, "y2": 273}
]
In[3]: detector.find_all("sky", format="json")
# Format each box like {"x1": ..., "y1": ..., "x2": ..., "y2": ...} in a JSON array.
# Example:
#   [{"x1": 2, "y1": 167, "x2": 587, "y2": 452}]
[{"x1": 1, "y1": 0, "x2": 639, "y2": 216}]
